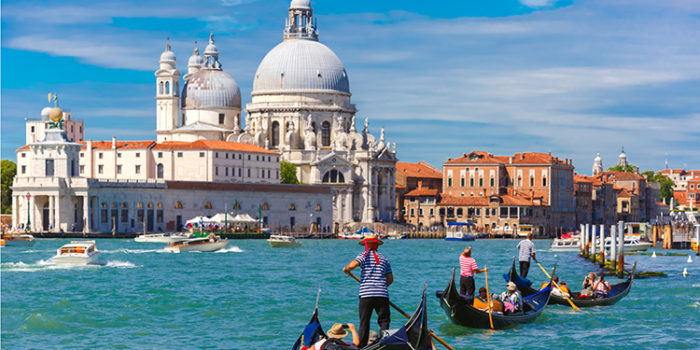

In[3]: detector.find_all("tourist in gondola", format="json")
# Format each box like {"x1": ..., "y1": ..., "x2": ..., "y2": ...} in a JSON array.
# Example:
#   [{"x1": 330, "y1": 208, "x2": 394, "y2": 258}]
[
  {"x1": 499, "y1": 282, "x2": 523, "y2": 314},
  {"x1": 592, "y1": 274, "x2": 611, "y2": 298},
  {"x1": 306, "y1": 323, "x2": 360, "y2": 350},
  {"x1": 580, "y1": 272, "x2": 596, "y2": 297},
  {"x1": 459, "y1": 246, "x2": 487, "y2": 297},
  {"x1": 541, "y1": 276, "x2": 570, "y2": 298},
  {"x1": 516, "y1": 233, "x2": 536, "y2": 277},
  {"x1": 343, "y1": 235, "x2": 393, "y2": 347}
]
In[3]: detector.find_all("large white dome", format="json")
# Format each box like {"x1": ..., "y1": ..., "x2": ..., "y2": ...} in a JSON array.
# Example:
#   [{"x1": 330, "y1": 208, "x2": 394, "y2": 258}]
[
  {"x1": 252, "y1": 39, "x2": 350, "y2": 94},
  {"x1": 182, "y1": 69, "x2": 241, "y2": 109}
]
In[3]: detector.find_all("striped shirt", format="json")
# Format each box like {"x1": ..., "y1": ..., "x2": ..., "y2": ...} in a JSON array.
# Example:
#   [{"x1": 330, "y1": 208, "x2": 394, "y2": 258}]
[
  {"x1": 355, "y1": 251, "x2": 392, "y2": 298},
  {"x1": 459, "y1": 255, "x2": 478, "y2": 277},
  {"x1": 517, "y1": 240, "x2": 536, "y2": 262}
]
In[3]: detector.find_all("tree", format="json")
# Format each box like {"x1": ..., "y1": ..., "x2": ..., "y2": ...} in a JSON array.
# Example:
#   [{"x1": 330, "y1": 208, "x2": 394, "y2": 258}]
[
  {"x1": 642, "y1": 170, "x2": 674, "y2": 204},
  {"x1": 1, "y1": 160, "x2": 17, "y2": 214},
  {"x1": 280, "y1": 161, "x2": 300, "y2": 184},
  {"x1": 607, "y1": 164, "x2": 637, "y2": 173}
]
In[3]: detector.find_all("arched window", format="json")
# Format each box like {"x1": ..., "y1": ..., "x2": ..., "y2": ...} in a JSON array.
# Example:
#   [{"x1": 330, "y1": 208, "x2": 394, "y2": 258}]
[
  {"x1": 121, "y1": 202, "x2": 128, "y2": 208},
  {"x1": 111, "y1": 202, "x2": 117, "y2": 208},
  {"x1": 315, "y1": 203, "x2": 322, "y2": 211},
  {"x1": 321, "y1": 121, "x2": 331, "y2": 146},
  {"x1": 157, "y1": 163, "x2": 164, "y2": 179},
  {"x1": 174, "y1": 201, "x2": 183, "y2": 209},
  {"x1": 159, "y1": 82, "x2": 164, "y2": 95},
  {"x1": 322, "y1": 170, "x2": 345, "y2": 183},
  {"x1": 165, "y1": 81, "x2": 170, "y2": 94},
  {"x1": 147, "y1": 202, "x2": 153, "y2": 209},
  {"x1": 204, "y1": 201, "x2": 212, "y2": 209},
  {"x1": 271, "y1": 121, "x2": 280, "y2": 147},
  {"x1": 289, "y1": 203, "x2": 296, "y2": 211},
  {"x1": 137, "y1": 202, "x2": 143, "y2": 209},
  {"x1": 530, "y1": 176, "x2": 534, "y2": 187},
  {"x1": 262, "y1": 202, "x2": 269, "y2": 211},
  {"x1": 157, "y1": 202, "x2": 163, "y2": 209}
]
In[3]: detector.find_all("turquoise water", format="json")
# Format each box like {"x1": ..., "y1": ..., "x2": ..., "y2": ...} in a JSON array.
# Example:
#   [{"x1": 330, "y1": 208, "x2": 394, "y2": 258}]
[{"x1": 2, "y1": 239, "x2": 698, "y2": 349}]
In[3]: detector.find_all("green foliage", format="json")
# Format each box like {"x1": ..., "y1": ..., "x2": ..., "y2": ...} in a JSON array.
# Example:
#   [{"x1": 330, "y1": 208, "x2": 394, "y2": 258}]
[
  {"x1": 606, "y1": 164, "x2": 637, "y2": 173},
  {"x1": 642, "y1": 170, "x2": 674, "y2": 203},
  {"x1": 280, "y1": 161, "x2": 300, "y2": 184},
  {"x1": 1, "y1": 160, "x2": 17, "y2": 214}
]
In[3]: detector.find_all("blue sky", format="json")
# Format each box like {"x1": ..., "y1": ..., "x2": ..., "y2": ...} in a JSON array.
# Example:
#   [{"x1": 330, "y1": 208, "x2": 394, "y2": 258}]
[{"x1": 2, "y1": 0, "x2": 699, "y2": 174}]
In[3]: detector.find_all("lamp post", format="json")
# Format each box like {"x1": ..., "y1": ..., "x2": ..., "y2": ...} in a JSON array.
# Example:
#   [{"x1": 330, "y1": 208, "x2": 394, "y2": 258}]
[{"x1": 25, "y1": 193, "x2": 31, "y2": 231}]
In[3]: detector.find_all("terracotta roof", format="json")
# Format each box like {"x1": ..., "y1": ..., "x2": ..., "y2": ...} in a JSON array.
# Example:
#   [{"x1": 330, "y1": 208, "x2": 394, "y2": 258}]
[
  {"x1": 574, "y1": 174, "x2": 594, "y2": 183},
  {"x1": 688, "y1": 177, "x2": 700, "y2": 182},
  {"x1": 16, "y1": 145, "x2": 29, "y2": 151},
  {"x1": 154, "y1": 140, "x2": 278, "y2": 154},
  {"x1": 598, "y1": 171, "x2": 645, "y2": 181},
  {"x1": 656, "y1": 202, "x2": 669, "y2": 206},
  {"x1": 78, "y1": 140, "x2": 155, "y2": 150},
  {"x1": 510, "y1": 152, "x2": 570, "y2": 166},
  {"x1": 616, "y1": 188, "x2": 634, "y2": 197},
  {"x1": 438, "y1": 194, "x2": 490, "y2": 206},
  {"x1": 397, "y1": 161, "x2": 442, "y2": 179},
  {"x1": 444, "y1": 151, "x2": 507, "y2": 165},
  {"x1": 657, "y1": 169, "x2": 686, "y2": 175},
  {"x1": 405, "y1": 187, "x2": 439, "y2": 197}
]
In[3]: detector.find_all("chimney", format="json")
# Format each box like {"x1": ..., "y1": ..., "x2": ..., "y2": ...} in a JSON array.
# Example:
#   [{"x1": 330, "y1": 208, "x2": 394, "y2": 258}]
[
  {"x1": 521, "y1": 153, "x2": 524, "y2": 160},
  {"x1": 112, "y1": 136, "x2": 117, "y2": 149},
  {"x1": 509, "y1": 157, "x2": 512, "y2": 164},
  {"x1": 418, "y1": 180, "x2": 423, "y2": 189}
]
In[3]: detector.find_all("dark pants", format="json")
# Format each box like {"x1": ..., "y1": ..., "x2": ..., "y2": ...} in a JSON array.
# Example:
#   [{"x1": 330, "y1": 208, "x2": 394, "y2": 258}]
[
  {"x1": 459, "y1": 275, "x2": 475, "y2": 296},
  {"x1": 519, "y1": 261, "x2": 530, "y2": 278},
  {"x1": 359, "y1": 297, "x2": 390, "y2": 347}
]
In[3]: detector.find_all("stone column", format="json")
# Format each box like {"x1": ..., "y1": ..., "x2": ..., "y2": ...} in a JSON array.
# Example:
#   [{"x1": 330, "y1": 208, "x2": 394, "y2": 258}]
[
  {"x1": 12, "y1": 195, "x2": 18, "y2": 229},
  {"x1": 49, "y1": 196, "x2": 55, "y2": 232},
  {"x1": 54, "y1": 195, "x2": 61, "y2": 232},
  {"x1": 28, "y1": 195, "x2": 35, "y2": 232},
  {"x1": 83, "y1": 195, "x2": 90, "y2": 233},
  {"x1": 344, "y1": 191, "x2": 353, "y2": 223}
]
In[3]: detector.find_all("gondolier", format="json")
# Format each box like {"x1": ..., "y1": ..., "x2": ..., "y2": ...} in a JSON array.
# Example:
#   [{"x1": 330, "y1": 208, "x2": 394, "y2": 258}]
[
  {"x1": 342, "y1": 235, "x2": 393, "y2": 347},
  {"x1": 516, "y1": 233, "x2": 536, "y2": 278}
]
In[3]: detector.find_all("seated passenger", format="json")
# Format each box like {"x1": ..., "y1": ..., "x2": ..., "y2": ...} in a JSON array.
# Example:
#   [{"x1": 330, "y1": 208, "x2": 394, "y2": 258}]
[
  {"x1": 474, "y1": 287, "x2": 504, "y2": 312},
  {"x1": 544, "y1": 276, "x2": 570, "y2": 298},
  {"x1": 499, "y1": 282, "x2": 523, "y2": 314},
  {"x1": 307, "y1": 323, "x2": 360, "y2": 350},
  {"x1": 579, "y1": 272, "x2": 596, "y2": 298},
  {"x1": 591, "y1": 275, "x2": 611, "y2": 298}
]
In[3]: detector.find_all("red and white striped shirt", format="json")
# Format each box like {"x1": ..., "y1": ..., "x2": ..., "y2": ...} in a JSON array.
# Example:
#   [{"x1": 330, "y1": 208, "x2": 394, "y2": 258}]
[{"x1": 459, "y1": 255, "x2": 478, "y2": 277}]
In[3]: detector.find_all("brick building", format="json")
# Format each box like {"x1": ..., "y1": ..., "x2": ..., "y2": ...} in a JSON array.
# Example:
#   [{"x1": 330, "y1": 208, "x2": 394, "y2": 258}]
[{"x1": 396, "y1": 161, "x2": 442, "y2": 224}]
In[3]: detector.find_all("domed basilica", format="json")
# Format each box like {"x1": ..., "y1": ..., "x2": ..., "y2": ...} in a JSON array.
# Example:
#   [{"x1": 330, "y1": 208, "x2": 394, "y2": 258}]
[{"x1": 154, "y1": 0, "x2": 397, "y2": 224}]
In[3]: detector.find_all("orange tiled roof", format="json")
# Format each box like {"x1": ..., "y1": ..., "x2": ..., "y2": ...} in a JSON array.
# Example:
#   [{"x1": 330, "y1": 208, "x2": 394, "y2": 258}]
[
  {"x1": 657, "y1": 169, "x2": 686, "y2": 175},
  {"x1": 405, "y1": 187, "x2": 439, "y2": 197},
  {"x1": 598, "y1": 171, "x2": 645, "y2": 181},
  {"x1": 688, "y1": 177, "x2": 700, "y2": 182},
  {"x1": 510, "y1": 152, "x2": 569, "y2": 166},
  {"x1": 616, "y1": 188, "x2": 634, "y2": 197},
  {"x1": 438, "y1": 194, "x2": 490, "y2": 206},
  {"x1": 574, "y1": 174, "x2": 594, "y2": 183},
  {"x1": 154, "y1": 140, "x2": 278, "y2": 154},
  {"x1": 396, "y1": 161, "x2": 442, "y2": 179},
  {"x1": 78, "y1": 140, "x2": 155, "y2": 150},
  {"x1": 444, "y1": 151, "x2": 507, "y2": 165},
  {"x1": 16, "y1": 145, "x2": 30, "y2": 151}
]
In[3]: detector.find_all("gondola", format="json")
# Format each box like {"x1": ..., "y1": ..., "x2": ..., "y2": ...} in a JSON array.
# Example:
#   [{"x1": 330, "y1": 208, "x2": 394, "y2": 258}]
[
  {"x1": 436, "y1": 268, "x2": 552, "y2": 330},
  {"x1": 292, "y1": 286, "x2": 432, "y2": 350},
  {"x1": 504, "y1": 259, "x2": 635, "y2": 308}
]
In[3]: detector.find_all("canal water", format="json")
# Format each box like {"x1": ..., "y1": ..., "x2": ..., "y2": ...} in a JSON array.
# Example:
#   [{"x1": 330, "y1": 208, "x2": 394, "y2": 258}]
[{"x1": 1, "y1": 239, "x2": 698, "y2": 349}]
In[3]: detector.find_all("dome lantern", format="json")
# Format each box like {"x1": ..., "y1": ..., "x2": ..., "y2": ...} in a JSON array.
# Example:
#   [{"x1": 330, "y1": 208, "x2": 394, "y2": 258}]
[
  {"x1": 159, "y1": 40, "x2": 176, "y2": 70},
  {"x1": 284, "y1": 0, "x2": 317, "y2": 41}
]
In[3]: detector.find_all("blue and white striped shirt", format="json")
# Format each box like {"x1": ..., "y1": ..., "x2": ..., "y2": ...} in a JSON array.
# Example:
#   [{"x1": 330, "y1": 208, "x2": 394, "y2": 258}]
[{"x1": 355, "y1": 251, "x2": 392, "y2": 298}]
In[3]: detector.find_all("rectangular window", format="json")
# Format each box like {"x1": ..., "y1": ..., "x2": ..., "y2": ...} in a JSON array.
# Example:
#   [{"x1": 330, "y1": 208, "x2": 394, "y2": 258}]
[
  {"x1": 239, "y1": 154, "x2": 242, "y2": 160},
  {"x1": 98, "y1": 165, "x2": 104, "y2": 174},
  {"x1": 177, "y1": 152, "x2": 183, "y2": 158},
  {"x1": 80, "y1": 153, "x2": 84, "y2": 158},
  {"x1": 158, "y1": 152, "x2": 163, "y2": 158},
  {"x1": 117, "y1": 152, "x2": 122, "y2": 158},
  {"x1": 215, "y1": 167, "x2": 219, "y2": 176},
  {"x1": 136, "y1": 152, "x2": 140, "y2": 158},
  {"x1": 225, "y1": 153, "x2": 229, "y2": 159},
  {"x1": 419, "y1": 208, "x2": 423, "y2": 217},
  {"x1": 121, "y1": 209, "x2": 129, "y2": 222},
  {"x1": 470, "y1": 178, "x2": 474, "y2": 187},
  {"x1": 219, "y1": 113, "x2": 225, "y2": 124},
  {"x1": 448, "y1": 178, "x2": 452, "y2": 187},
  {"x1": 276, "y1": 170, "x2": 279, "y2": 179},
  {"x1": 268, "y1": 169, "x2": 271, "y2": 178},
  {"x1": 239, "y1": 168, "x2": 242, "y2": 177},
  {"x1": 490, "y1": 178, "x2": 495, "y2": 187},
  {"x1": 256, "y1": 155, "x2": 259, "y2": 161},
  {"x1": 99, "y1": 153, "x2": 103, "y2": 159},
  {"x1": 135, "y1": 165, "x2": 141, "y2": 174},
  {"x1": 461, "y1": 178, "x2": 465, "y2": 187},
  {"x1": 31, "y1": 126, "x2": 35, "y2": 132},
  {"x1": 21, "y1": 165, "x2": 26, "y2": 174},
  {"x1": 248, "y1": 169, "x2": 251, "y2": 177},
  {"x1": 101, "y1": 209, "x2": 108, "y2": 223},
  {"x1": 248, "y1": 155, "x2": 251, "y2": 160},
  {"x1": 215, "y1": 152, "x2": 219, "y2": 158},
  {"x1": 117, "y1": 165, "x2": 122, "y2": 174},
  {"x1": 479, "y1": 178, "x2": 483, "y2": 187},
  {"x1": 156, "y1": 210, "x2": 163, "y2": 223},
  {"x1": 410, "y1": 208, "x2": 414, "y2": 217},
  {"x1": 199, "y1": 152, "x2": 205, "y2": 158},
  {"x1": 429, "y1": 208, "x2": 434, "y2": 217},
  {"x1": 79, "y1": 165, "x2": 84, "y2": 174},
  {"x1": 542, "y1": 177, "x2": 547, "y2": 186},
  {"x1": 21, "y1": 153, "x2": 26, "y2": 158},
  {"x1": 225, "y1": 168, "x2": 229, "y2": 176}
]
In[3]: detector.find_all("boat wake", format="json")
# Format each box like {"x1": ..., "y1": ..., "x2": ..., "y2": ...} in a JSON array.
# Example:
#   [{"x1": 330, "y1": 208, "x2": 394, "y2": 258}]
[
  {"x1": 1, "y1": 258, "x2": 139, "y2": 271},
  {"x1": 214, "y1": 246, "x2": 244, "y2": 253},
  {"x1": 101, "y1": 248, "x2": 165, "y2": 254},
  {"x1": 103, "y1": 260, "x2": 139, "y2": 268}
]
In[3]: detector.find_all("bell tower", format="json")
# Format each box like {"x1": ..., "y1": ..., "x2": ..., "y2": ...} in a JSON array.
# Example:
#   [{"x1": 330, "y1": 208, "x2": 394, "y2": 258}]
[{"x1": 155, "y1": 41, "x2": 181, "y2": 142}]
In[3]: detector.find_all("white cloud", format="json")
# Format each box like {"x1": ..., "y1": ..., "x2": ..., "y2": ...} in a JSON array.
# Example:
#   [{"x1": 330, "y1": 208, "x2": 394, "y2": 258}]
[{"x1": 519, "y1": 0, "x2": 556, "y2": 7}]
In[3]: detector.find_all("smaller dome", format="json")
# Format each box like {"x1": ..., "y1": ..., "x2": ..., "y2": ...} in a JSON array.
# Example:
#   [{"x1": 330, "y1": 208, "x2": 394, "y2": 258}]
[
  {"x1": 188, "y1": 47, "x2": 203, "y2": 67},
  {"x1": 160, "y1": 42, "x2": 176, "y2": 63},
  {"x1": 41, "y1": 107, "x2": 51, "y2": 121},
  {"x1": 204, "y1": 33, "x2": 218, "y2": 57},
  {"x1": 49, "y1": 107, "x2": 63, "y2": 122},
  {"x1": 183, "y1": 69, "x2": 241, "y2": 109},
  {"x1": 290, "y1": 0, "x2": 311, "y2": 9}
]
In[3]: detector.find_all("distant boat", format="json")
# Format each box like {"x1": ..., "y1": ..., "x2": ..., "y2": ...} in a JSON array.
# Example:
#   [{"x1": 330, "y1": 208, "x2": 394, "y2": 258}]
[
  {"x1": 53, "y1": 241, "x2": 100, "y2": 265},
  {"x1": 604, "y1": 236, "x2": 652, "y2": 252},
  {"x1": 1, "y1": 233, "x2": 36, "y2": 246},
  {"x1": 268, "y1": 234, "x2": 301, "y2": 248},
  {"x1": 339, "y1": 227, "x2": 374, "y2": 240},
  {"x1": 446, "y1": 222, "x2": 484, "y2": 241},
  {"x1": 550, "y1": 234, "x2": 580, "y2": 252},
  {"x1": 164, "y1": 235, "x2": 228, "y2": 253},
  {"x1": 385, "y1": 231, "x2": 408, "y2": 240},
  {"x1": 134, "y1": 232, "x2": 192, "y2": 243}
]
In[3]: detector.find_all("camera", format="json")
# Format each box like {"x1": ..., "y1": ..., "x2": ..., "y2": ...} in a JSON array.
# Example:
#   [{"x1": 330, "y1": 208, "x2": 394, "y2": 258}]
[{"x1": 342, "y1": 324, "x2": 349, "y2": 329}]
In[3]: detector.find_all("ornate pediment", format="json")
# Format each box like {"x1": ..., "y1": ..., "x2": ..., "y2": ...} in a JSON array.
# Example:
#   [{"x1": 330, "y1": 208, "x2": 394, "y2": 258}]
[
  {"x1": 374, "y1": 147, "x2": 397, "y2": 162},
  {"x1": 312, "y1": 151, "x2": 352, "y2": 167}
]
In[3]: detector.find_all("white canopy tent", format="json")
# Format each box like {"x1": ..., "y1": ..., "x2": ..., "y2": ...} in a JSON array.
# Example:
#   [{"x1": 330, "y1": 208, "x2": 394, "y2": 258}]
[
  {"x1": 231, "y1": 214, "x2": 258, "y2": 223},
  {"x1": 185, "y1": 216, "x2": 216, "y2": 225}
]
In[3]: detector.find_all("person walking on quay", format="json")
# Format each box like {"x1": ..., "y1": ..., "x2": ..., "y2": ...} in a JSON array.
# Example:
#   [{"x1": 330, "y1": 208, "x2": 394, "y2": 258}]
[
  {"x1": 516, "y1": 233, "x2": 536, "y2": 278},
  {"x1": 342, "y1": 235, "x2": 393, "y2": 347},
  {"x1": 459, "y1": 246, "x2": 487, "y2": 296}
]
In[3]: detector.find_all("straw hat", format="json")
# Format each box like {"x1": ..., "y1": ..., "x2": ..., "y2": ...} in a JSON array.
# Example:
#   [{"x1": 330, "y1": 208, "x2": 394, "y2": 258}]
[
  {"x1": 327, "y1": 323, "x2": 348, "y2": 339},
  {"x1": 358, "y1": 235, "x2": 384, "y2": 246},
  {"x1": 506, "y1": 281, "x2": 517, "y2": 292}
]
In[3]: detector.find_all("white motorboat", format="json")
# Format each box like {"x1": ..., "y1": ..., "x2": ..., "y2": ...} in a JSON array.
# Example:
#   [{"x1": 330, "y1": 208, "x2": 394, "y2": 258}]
[
  {"x1": 267, "y1": 234, "x2": 301, "y2": 247},
  {"x1": 53, "y1": 241, "x2": 100, "y2": 265},
  {"x1": 134, "y1": 232, "x2": 192, "y2": 243},
  {"x1": 550, "y1": 237, "x2": 580, "y2": 252},
  {"x1": 1, "y1": 233, "x2": 36, "y2": 246},
  {"x1": 605, "y1": 235, "x2": 652, "y2": 252},
  {"x1": 385, "y1": 232, "x2": 408, "y2": 240},
  {"x1": 164, "y1": 235, "x2": 228, "y2": 253},
  {"x1": 338, "y1": 232, "x2": 364, "y2": 239}
]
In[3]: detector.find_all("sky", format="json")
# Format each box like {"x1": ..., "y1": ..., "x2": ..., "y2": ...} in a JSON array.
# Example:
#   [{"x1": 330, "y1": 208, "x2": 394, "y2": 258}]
[{"x1": 2, "y1": 0, "x2": 699, "y2": 175}]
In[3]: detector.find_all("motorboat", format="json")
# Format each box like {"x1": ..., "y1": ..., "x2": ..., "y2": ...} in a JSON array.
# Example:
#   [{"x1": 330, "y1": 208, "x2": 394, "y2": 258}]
[
  {"x1": 518, "y1": 224, "x2": 533, "y2": 238},
  {"x1": 134, "y1": 232, "x2": 192, "y2": 243},
  {"x1": 338, "y1": 227, "x2": 374, "y2": 239},
  {"x1": 550, "y1": 234, "x2": 580, "y2": 252},
  {"x1": 164, "y1": 234, "x2": 228, "y2": 253},
  {"x1": 445, "y1": 222, "x2": 483, "y2": 241},
  {"x1": 267, "y1": 234, "x2": 301, "y2": 248},
  {"x1": 53, "y1": 241, "x2": 100, "y2": 265},
  {"x1": 385, "y1": 231, "x2": 408, "y2": 240},
  {"x1": 604, "y1": 235, "x2": 652, "y2": 252},
  {"x1": 1, "y1": 233, "x2": 36, "y2": 246}
]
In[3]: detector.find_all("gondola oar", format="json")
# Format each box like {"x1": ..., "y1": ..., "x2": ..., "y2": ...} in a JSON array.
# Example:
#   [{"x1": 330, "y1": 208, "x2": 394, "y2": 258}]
[
  {"x1": 484, "y1": 265, "x2": 494, "y2": 330},
  {"x1": 534, "y1": 259, "x2": 581, "y2": 311},
  {"x1": 347, "y1": 272, "x2": 455, "y2": 350}
]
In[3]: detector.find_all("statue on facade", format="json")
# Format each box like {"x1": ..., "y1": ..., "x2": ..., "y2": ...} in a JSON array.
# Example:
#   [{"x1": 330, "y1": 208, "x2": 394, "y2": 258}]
[
  {"x1": 303, "y1": 117, "x2": 316, "y2": 150},
  {"x1": 285, "y1": 122, "x2": 296, "y2": 150},
  {"x1": 349, "y1": 115, "x2": 357, "y2": 133},
  {"x1": 232, "y1": 114, "x2": 241, "y2": 134}
]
